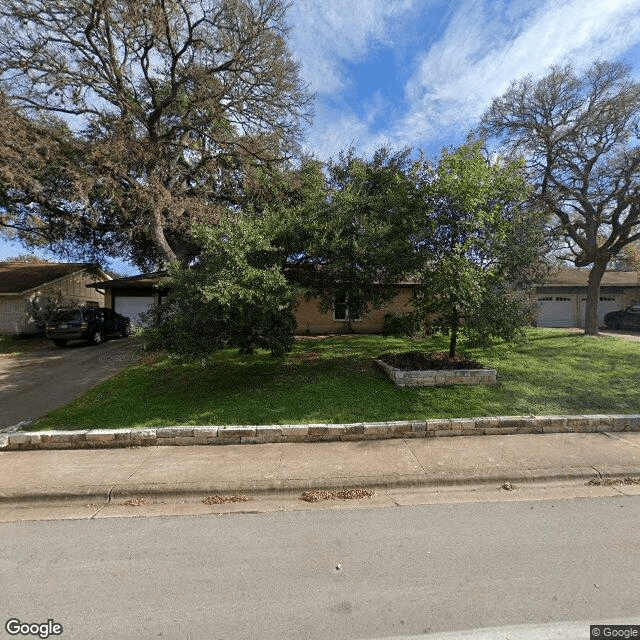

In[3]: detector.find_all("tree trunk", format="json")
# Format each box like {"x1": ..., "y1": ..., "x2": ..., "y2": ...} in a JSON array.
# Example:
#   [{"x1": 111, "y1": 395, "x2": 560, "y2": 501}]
[
  {"x1": 449, "y1": 321, "x2": 458, "y2": 358},
  {"x1": 150, "y1": 208, "x2": 179, "y2": 266},
  {"x1": 583, "y1": 258, "x2": 608, "y2": 335}
]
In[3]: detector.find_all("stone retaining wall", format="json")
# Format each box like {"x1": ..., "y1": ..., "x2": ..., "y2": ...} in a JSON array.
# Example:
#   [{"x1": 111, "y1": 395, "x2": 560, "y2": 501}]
[
  {"x1": 374, "y1": 358, "x2": 497, "y2": 386},
  {"x1": 2, "y1": 415, "x2": 639, "y2": 451}
]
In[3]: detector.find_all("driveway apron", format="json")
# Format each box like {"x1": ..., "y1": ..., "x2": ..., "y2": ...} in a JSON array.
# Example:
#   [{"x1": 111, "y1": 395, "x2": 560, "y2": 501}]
[{"x1": 0, "y1": 339, "x2": 138, "y2": 430}]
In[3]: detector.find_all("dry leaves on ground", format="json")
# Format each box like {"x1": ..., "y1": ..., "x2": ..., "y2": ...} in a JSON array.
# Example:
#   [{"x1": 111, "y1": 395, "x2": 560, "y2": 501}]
[
  {"x1": 586, "y1": 477, "x2": 640, "y2": 486},
  {"x1": 202, "y1": 494, "x2": 250, "y2": 504},
  {"x1": 300, "y1": 489, "x2": 376, "y2": 502},
  {"x1": 121, "y1": 497, "x2": 149, "y2": 506}
]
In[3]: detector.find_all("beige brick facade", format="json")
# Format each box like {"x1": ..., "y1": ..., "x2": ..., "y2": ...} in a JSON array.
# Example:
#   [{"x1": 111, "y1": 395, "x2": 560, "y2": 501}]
[{"x1": 295, "y1": 286, "x2": 414, "y2": 334}]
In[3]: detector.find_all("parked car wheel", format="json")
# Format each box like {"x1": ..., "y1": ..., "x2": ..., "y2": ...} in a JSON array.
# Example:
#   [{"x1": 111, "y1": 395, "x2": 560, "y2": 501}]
[
  {"x1": 90, "y1": 330, "x2": 103, "y2": 345},
  {"x1": 121, "y1": 323, "x2": 132, "y2": 338},
  {"x1": 53, "y1": 339, "x2": 67, "y2": 347}
]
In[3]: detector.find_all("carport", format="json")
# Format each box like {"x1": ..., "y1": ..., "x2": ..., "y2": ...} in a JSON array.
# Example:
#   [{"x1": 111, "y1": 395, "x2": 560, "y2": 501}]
[{"x1": 87, "y1": 272, "x2": 168, "y2": 326}]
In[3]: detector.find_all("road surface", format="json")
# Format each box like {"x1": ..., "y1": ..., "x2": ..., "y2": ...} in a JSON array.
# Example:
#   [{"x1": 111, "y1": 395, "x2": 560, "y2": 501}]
[{"x1": 2, "y1": 496, "x2": 639, "y2": 639}]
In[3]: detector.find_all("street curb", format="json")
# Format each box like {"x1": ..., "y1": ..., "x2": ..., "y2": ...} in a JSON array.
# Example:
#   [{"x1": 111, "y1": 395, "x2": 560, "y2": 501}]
[
  {"x1": 4, "y1": 464, "x2": 639, "y2": 506},
  {"x1": 2, "y1": 414, "x2": 640, "y2": 451}
]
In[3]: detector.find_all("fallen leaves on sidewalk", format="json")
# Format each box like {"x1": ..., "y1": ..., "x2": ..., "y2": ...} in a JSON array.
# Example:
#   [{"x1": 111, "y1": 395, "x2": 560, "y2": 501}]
[
  {"x1": 586, "y1": 477, "x2": 640, "y2": 486},
  {"x1": 202, "y1": 494, "x2": 250, "y2": 504},
  {"x1": 121, "y1": 497, "x2": 149, "y2": 506},
  {"x1": 300, "y1": 489, "x2": 376, "y2": 502}
]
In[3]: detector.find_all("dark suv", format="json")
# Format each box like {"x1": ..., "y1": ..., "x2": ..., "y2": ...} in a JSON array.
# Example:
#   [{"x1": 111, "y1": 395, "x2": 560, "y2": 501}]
[
  {"x1": 604, "y1": 304, "x2": 640, "y2": 330},
  {"x1": 46, "y1": 307, "x2": 131, "y2": 347}
]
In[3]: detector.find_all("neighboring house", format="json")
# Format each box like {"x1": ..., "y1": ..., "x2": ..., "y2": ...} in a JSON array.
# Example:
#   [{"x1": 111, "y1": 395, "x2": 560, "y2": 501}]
[
  {"x1": 88, "y1": 267, "x2": 640, "y2": 334},
  {"x1": 0, "y1": 262, "x2": 110, "y2": 334},
  {"x1": 535, "y1": 268, "x2": 640, "y2": 328}
]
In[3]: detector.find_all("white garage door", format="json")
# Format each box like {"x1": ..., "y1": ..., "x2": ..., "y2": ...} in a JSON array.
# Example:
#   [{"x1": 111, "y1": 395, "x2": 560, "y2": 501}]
[
  {"x1": 578, "y1": 296, "x2": 619, "y2": 328},
  {"x1": 536, "y1": 296, "x2": 576, "y2": 327},
  {"x1": 114, "y1": 296, "x2": 155, "y2": 326}
]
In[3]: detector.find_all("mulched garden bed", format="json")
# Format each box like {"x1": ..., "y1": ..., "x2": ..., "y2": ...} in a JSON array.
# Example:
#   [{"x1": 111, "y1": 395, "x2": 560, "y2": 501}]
[{"x1": 377, "y1": 351, "x2": 484, "y2": 371}]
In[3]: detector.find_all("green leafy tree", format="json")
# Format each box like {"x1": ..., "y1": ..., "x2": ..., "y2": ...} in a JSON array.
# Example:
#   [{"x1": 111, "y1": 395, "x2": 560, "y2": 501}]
[
  {"x1": 412, "y1": 141, "x2": 547, "y2": 357},
  {"x1": 267, "y1": 147, "x2": 422, "y2": 320},
  {"x1": 143, "y1": 217, "x2": 297, "y2": 358},
  {"x1": 145, "y1": 146, "x2": 423, "y2": 358}
]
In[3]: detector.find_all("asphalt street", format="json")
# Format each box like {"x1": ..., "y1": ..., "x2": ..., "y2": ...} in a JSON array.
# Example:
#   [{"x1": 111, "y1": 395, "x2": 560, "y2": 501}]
[
  {"x1": 2, "y1": 495, "x2": 639, "y2": 640},
  {"x1": 0, "y1": 338, "x2": 138, "y2": 430}
]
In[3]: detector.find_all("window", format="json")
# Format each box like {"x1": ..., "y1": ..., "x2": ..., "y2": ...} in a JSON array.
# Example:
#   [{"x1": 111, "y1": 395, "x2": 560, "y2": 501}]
[
  {"x1": 55, "y1": 309, "x2": 82, "y2": 322},
  {"x1": 333, "y1": 292, "x2": 362, "y2": 321}
]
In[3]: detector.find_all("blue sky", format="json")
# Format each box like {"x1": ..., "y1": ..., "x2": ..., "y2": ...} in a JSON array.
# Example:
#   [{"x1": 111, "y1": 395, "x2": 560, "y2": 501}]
[
  {"x1": 290, "y1": 0, "x2": 640, "y2": 160},
  {"x1": 3, "y1": 0, "x2": 640, "y2": 272}
]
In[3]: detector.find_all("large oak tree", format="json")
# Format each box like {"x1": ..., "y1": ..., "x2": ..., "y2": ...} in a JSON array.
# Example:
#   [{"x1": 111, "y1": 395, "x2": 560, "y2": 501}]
[
  {"x1": 0, "y1": 0, "x2": 312, "y2": 268},
  {"x1": 480, "y1": 61, "x2": 640, "y2": 334}
]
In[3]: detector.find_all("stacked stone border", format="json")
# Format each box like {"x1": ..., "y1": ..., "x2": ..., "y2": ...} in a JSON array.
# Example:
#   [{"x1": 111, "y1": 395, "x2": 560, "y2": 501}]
[
  {"x1": 374, "y1": 358, "x2": 496, "y2": 386},
  {"x1": 2, "y1": 415, "x2": 640, "y2": 451}
]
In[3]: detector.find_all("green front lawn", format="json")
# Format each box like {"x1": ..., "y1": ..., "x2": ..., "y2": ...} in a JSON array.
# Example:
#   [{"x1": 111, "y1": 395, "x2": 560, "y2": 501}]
[{"x1": 30, "y1": 329, "x2": 640, "y2": 430}]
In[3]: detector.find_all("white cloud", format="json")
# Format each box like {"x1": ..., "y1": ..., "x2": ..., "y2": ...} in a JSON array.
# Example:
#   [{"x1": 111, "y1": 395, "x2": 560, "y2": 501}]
[
  {"x1": 396, "y1": 0, "x2": 640, "y2": 145},
  {"x1": 303, "y1": 102, "x2": 391, "y2": 160},
  {"x1": 287, "y1": 0, "x2": 415, "y2": 95},
  {"x1": 288, "y1": 0, "x2": 421, "y2": 158}
]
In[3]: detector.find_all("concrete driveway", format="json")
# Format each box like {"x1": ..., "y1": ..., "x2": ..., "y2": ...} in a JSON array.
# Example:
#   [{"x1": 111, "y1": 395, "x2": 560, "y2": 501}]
[
  {"x1": 0, "y1": 338, "x2": 139, "y2": 430},
  {"x1": 566, "y1": 327, "x2": 640, "y2": 341}
]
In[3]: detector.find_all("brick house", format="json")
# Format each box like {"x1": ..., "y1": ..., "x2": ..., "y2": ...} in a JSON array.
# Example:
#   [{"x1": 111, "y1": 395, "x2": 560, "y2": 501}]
[
  {"x1": 89, "y1": 267, "x2": 640, "y2": 334},
  {"x1": 89, "y1": 272, "x2": 415, "y2": 333}
]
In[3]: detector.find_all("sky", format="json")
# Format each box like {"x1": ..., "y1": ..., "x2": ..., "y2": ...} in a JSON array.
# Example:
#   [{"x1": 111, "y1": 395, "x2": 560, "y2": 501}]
[{"x1": 3, "y1": 0, "x2": 640, "y2": 272}]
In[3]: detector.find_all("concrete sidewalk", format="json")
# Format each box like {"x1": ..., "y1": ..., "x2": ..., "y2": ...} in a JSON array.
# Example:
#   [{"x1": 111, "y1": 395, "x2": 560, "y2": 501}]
[{"x1": 2, "y1": 431, "x2": 640, "y2": 506}]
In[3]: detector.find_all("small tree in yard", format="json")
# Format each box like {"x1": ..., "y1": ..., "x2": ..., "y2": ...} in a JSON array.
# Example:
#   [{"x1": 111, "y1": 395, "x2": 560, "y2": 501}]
[
  {"x1": 144, "y1": 146, "x2": 422, "y2": 359},
  {"x1": 144, "y1": 217, "x2": 297, "y2": 358},
  {"x1": 30, "y1": 289, "x2": 79, "y2": 331},
  {"x1": 412, "y1": 141, "x2": 547, "y2": 358}
]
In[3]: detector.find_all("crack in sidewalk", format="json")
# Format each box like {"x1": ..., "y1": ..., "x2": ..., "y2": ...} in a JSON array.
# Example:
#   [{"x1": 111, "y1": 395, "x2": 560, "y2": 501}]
[
  {"x1": 105, "y1": 447, "x2": 159, "y2": 505},
  {"x1": 601, "y1": 431, "x2": 640, "y2": 449},
  {"x1": 402, "y1": 436, "x2": 428, "y2": 476}
]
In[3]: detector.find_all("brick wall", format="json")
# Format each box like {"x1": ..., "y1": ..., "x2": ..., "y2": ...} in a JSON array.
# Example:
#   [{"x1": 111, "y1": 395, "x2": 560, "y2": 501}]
[{"x1": 295, "y1": 286, "x2": 414, "y2": 334}]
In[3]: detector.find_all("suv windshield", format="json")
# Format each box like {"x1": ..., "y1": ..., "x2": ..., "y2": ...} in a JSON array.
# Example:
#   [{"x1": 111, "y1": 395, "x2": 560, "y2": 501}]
[{"x1": 54, "y1": 309, "x2": 82, "y2": 322}]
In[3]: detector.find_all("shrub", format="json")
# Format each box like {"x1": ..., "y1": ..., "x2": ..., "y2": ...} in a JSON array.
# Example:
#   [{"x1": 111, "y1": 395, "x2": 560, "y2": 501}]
[{"x1": 383, "y1": 312, "x2": 419, "y2": 337}]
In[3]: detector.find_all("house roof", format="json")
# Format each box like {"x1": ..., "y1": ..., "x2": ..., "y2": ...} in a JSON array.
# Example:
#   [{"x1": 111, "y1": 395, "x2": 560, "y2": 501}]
[
  {"x1": 85, "y1": 267, "x2": 640, "y2": 294},
  {"x1": 0, "y1": 262, "x2": 109, "y2": 295},
  {"x1": 87, "y1": 271, "x2": 168, "y2": 290},
  {"x1": 546, "y1": 268, "x2": 640, "y2": 287}
]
